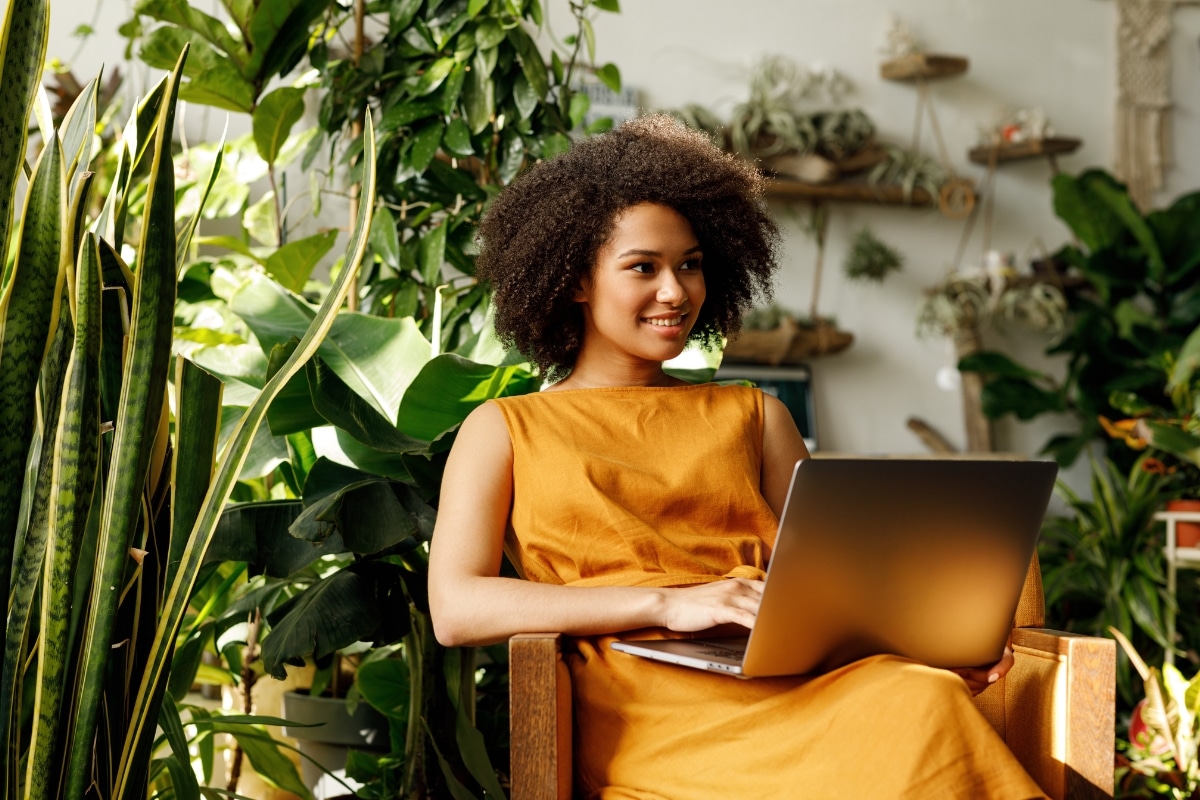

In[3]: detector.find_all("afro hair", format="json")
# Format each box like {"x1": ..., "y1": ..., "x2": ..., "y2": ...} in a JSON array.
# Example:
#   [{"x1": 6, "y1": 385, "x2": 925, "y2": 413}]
[{"x1": 475, "y1": 114, "x2": 780, "y2": 380}]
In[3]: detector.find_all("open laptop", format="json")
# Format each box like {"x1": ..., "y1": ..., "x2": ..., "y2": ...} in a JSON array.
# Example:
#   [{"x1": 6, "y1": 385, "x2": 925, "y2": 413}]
[{"x1": 611, "y1": 457, "x2": 1057, "y2": 678}]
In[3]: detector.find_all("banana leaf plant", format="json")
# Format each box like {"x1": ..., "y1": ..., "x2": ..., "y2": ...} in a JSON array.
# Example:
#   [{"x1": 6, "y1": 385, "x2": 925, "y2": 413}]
[
  {"x1": 195, "y1": 271, "x2": 538, "y2": 796},
  {"x1": 0, "y1": 0, "x2": 382, "y2": 792}
]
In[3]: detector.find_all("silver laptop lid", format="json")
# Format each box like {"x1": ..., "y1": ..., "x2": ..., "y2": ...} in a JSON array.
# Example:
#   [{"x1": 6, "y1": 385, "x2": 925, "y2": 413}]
[{"x1": 741, "y1": 458, "x2": 1056, "y2": 677}]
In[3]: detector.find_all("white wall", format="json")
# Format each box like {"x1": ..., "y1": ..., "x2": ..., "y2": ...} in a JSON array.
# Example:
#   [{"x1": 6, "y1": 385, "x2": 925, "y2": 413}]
[
  {"x1": 573, "y1": 0, "x2": 1200, "y2": 471},
  {"x1": 45, "y1": 0, "x2": 1200, "y2": 470}
]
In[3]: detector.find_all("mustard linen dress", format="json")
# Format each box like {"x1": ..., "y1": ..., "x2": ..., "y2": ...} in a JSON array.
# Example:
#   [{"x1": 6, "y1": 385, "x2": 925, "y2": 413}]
[{"x1": 494, "y1": 384, "x2": 1045, "y2": 800}]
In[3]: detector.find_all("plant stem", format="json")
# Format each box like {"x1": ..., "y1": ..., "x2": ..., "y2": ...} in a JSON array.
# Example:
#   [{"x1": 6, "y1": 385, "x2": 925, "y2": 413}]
[
  {"x1": 808, "y1": 202, "x2": 828, "y2": 322},
  {"x1": 227, "y1": 608, "x2": 261, "y2": 793}
]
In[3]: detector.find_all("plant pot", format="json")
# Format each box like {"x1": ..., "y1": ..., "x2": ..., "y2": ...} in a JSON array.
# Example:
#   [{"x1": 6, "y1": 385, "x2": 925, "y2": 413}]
[
  {"x1": 282, "y1": 690, "x2": 389, "y2": 799},
  {"x1": 1165, "y1": 498, "x2": 1200, "y2": 548}
]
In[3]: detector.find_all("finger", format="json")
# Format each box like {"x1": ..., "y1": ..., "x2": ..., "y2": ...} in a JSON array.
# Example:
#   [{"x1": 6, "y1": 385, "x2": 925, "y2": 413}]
[{"x1": 727, "y1": 578, "x2": 765, "y2": 595}]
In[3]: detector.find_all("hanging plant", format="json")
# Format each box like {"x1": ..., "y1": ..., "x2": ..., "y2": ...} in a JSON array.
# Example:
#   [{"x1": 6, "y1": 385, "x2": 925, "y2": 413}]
[
  {"x1": 916, "y1": 274, "x2": 990, "y2": 338},
  {"x1": 869, "y1": 144, "x2": 949, "y2": 203},
  {"x1": 812, "y1": 109, "x2": 876, "y2": 162},
  {"x1": 994, "y1": 282, "x2": 1068, "y2": 338},
  {"x1": 844, "y1": 227, "x2": 904, "y2": 283}
]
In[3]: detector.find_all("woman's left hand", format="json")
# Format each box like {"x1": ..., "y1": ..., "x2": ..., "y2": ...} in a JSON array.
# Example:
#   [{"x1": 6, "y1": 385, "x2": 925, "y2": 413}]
[{"x1": 947, "y1": 644, "x2": 1014, "y2": 696}]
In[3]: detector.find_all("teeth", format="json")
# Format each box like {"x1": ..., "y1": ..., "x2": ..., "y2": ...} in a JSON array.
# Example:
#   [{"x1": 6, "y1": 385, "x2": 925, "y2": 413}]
[{"x1": 645, "y1": 316, "x2": 683, "y2": 327}]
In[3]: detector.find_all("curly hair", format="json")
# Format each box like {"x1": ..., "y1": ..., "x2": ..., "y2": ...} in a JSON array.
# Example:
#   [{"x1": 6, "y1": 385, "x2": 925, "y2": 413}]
[{"x1": 475, "y1": 114, "x2": 780, "y2": 380}]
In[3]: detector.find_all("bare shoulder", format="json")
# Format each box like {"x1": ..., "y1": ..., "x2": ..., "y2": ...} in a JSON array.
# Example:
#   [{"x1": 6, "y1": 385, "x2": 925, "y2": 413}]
[
  {"x1": 448, "y1": 401, "x2": 514, "y2": 470},
  {"x1": 758, "y1": 392, "x2": 810, "y2": 516},
  {"x1": 761, "y1": 393, "x2": 804, "y2": 445}
]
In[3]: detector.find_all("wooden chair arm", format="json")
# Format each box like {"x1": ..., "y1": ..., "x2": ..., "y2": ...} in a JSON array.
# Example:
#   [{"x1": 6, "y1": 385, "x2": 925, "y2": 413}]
[
  {"x1": 508, "y1": 628, "x2": 1117, "y2": 800},
  {"x1": 1006, "y1": 628, "x2": 1115, "y2": 800},
  {"x1": 510, "y1": 633, "x2": 572, "y2": 800}
]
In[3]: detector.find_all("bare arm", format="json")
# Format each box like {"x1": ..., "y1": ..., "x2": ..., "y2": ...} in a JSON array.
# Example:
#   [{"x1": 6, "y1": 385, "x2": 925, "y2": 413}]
[
  {"x1": 427, "y1": 402, "x2": 763, "y2": 647},
  {"x1": 760, "y1": 393, "x2": 811, "y2": 518}
]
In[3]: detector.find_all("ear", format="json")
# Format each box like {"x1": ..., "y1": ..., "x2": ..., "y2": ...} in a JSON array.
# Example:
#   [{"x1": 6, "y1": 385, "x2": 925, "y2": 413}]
[{"x1": 571, "y1": 279, "x2": 590, "y2": 303}]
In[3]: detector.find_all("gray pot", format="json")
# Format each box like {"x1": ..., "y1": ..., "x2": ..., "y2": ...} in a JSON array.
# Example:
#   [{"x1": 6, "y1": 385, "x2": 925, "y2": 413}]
[{"x1": 282, "y1": 690, "x2": 388, "y2": 799}]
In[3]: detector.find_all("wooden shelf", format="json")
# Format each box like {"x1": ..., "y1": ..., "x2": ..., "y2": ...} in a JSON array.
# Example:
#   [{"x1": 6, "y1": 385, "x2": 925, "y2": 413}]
[
  {"x1": 765, "y1": 177, "x2": 934, "y2": 207},
  {"x1": 968, "y1": 137, "x2": 1082, "y2": 165},
  {"x1": 880, "y1": 53, "x2": 969, "y2": 81}
]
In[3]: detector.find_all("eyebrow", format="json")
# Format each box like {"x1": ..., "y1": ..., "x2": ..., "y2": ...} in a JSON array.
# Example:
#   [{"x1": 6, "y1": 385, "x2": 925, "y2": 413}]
[{"x1": 616, "y1": 245, "x2": 703, "y2": 259}]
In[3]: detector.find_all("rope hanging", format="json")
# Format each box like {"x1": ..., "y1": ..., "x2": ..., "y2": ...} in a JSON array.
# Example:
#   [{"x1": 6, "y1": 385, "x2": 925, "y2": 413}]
[{"x1": 1114, "y1": 0, "x2": 1174, "y2": 208}]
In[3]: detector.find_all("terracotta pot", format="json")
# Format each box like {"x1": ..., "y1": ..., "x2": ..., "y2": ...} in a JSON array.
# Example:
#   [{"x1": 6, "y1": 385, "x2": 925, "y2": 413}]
[{"x1": 1165, "y1": 498, "x2": 1200, "y2": 548}]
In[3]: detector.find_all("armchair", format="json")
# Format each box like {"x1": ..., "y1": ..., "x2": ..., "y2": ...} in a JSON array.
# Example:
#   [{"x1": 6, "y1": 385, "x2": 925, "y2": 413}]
[{"x1": 508, "y1": 555, "x2": 1116, "y2": 800}]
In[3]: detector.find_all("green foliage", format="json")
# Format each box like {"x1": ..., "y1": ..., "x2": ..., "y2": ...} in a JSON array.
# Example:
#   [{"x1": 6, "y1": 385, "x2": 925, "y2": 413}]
[
  {"x1": 0, "y1": 2, "x2": 381, "y2": 790},
  {"x1": 1040, "y1": 454, "x2": 1180, "y2": 705},
  {"x1": 1112, "y1": 628, "x2": 1200, "y2": 799},
  {"x1": 959, "y1": 170, "x2": 1200, "y2": 468},
  {"x1": 309, "y1": 0, "x2": 622, "y2": 323}
]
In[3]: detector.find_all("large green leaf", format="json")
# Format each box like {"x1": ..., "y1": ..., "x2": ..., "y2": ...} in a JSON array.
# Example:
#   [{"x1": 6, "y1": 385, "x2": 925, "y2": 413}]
[
  {"x1": 0, "y1": 0, "x2": 50, "y2": 274},
  {"x1": 307, "y1": 357, "x2": 427, "y2": 454},
  {"x1": 168, "y1": 357, "x2": 223, "y2": 590},
  {"x1": 203, "y1": 499, "x2": 341, "y2": 578},
  {"x1": 246, "y1": 0, "x2": 328, "y2": 82},
  {"x1": 218, "y1": 404, "x2": 289, "y2": 479},
  {"x1": 27, "y1": 232, "x2": 102, "y2": 797},
  {"x1": 507, "y1": 25, "x2": 548, "y2": 98},
  {"x1": 980, "y1": 377, "x2": 1066, "y2": 421},
  {"x1": 355, "y1": 658, "x2": 410, "y2": 719},
  {"x1": 253, "y1": 86, "x2": 307, "y2": 165},
  {"x1": 139, "y1": 27, "x2": 255, "y2": 112},
  {"x1": 113, "y1": 115, "x2": 378, "y2": 799},
  {"x1": 0, "y1": 127, "x2": 64, "y2": 672},
  {"x1": 1052, "y1": 171, "x2": 1127, "y2": 254},
  {"x1": 957, "y1": 350, "x2": 1049, "y2": 381},
  {"x1": 1144, "y1": 420, "x2": 1200, "y2": 469},
  {"x1": 0, "y1": 300, "x2": 70, "y2": 796},
  {"x1": 1168, "y1": 323, "x2": 1200, "y2": 395},
  {"x1": 58, "y1": 73, "x2": 98, "y2": 200},
  {"x1": 135, "y1": 0, "x2": 247, "y2": 68},
  {"x1": 265, "y1": 338, "x2": 326, "y2": 435},
  {"x1": 397, "y1": 355, "x2": 536, "y2": 440},
  {"x1": 462, "y1": 51, "x2": 495, "y2": 135},
  {"x1": 68, "y1": 45, "x2": 186, "y2": 799},
  {"x1": 263, "y1": 229, "x2": 337, "y2": 292},
  {"x1": 261, "y1": 562, "x2": 406, "y2": 678},
  {"x1": 231, "y1": 273, "x2": 432, "y2": 423},
  {"x1": 289, "y1": 476, "x2": 431, "y2": 554}
]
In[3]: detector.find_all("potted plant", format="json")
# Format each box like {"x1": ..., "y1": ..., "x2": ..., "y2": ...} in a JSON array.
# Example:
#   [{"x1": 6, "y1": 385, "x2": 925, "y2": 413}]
[
  {"x1": 1110, "y1": 627, "x2": 1199, "y2": 799},
  {"x1": 958, "y1": 169, "x2": 1200, "y2": 468},
  {"x1": 1038, "y1": 453, "x2": 1178, "y2": 705},
  {"x1": 0, "y1": 8, "x2": 380, "y2": 790}
]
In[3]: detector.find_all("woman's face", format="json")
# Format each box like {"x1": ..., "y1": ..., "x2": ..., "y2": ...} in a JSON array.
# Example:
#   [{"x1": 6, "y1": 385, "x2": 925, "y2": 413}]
[{"x1": 574, "y1": 202, "x2": 706, "y2": 366}]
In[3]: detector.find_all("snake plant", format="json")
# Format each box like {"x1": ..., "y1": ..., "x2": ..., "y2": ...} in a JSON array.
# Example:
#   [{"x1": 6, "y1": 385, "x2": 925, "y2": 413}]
[{"x1": 0, "y1": 0, "x2": 379, "y2": 795}]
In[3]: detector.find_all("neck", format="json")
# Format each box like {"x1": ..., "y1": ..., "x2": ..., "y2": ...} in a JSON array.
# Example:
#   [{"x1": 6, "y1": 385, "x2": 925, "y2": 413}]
[{"x1": 554, "y1": 349, "x2": 681, "y2": 390}]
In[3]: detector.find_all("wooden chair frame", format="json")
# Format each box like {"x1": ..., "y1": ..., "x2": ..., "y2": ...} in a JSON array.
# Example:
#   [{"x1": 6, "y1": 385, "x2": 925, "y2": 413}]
[{"x1": 508, "y1": 557, "x2": 1116, "y2": 800}]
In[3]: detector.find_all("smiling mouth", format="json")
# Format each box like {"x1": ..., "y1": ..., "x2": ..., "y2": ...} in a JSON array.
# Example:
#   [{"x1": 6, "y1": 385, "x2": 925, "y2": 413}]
[{"x1": 642, "y1": 314, "x2": 687, "y2": 327}]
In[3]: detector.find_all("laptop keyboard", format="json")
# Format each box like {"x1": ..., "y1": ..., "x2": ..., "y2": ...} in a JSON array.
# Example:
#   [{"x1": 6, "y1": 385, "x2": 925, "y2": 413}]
[{"x1": 693, "y1": 640, "x2": 747, "y2": 660}]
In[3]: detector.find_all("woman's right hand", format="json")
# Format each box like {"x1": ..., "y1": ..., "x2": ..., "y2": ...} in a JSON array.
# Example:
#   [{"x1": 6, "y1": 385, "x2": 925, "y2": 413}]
[{"x1": 660, "y1": 578, "x2": 764, "y2": 632}]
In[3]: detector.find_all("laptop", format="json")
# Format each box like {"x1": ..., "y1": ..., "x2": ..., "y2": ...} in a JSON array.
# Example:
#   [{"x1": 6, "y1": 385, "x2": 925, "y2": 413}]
[{"x1": 611, "y1": 457, "x2": 1057, "y2": 678}]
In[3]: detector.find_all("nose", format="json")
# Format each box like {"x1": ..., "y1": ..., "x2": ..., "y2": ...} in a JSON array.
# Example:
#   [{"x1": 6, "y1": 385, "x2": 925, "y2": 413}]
[{"x1": 656, "y1": 271, "x2": 686, "y2": 305}]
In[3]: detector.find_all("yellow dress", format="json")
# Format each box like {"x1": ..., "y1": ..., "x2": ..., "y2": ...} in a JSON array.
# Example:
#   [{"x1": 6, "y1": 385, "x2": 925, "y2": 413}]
[{"x1": 494, "y1": 384, "x2": 1046, "y2": 800}]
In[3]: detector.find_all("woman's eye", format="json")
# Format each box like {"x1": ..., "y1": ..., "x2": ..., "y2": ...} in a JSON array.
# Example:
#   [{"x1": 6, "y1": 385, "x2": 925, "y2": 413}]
[
  {"x1": 682, "y1": 258, "x2": 703, "y2": 271},
  {"x1": 631, "y1": 262, "x2": 654, "y2": 274}
]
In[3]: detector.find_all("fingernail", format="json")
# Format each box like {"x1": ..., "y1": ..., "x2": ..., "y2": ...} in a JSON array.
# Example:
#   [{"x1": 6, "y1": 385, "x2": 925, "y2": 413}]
[{"x1": 987, "y1": 673, "x2": 999, "y2": 683}]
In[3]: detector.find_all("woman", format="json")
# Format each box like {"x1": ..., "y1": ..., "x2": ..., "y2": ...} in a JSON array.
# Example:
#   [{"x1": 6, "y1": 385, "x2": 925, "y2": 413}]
[{"x1": 428, "y1": 115, "x2": 1043, "y2": 799}]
